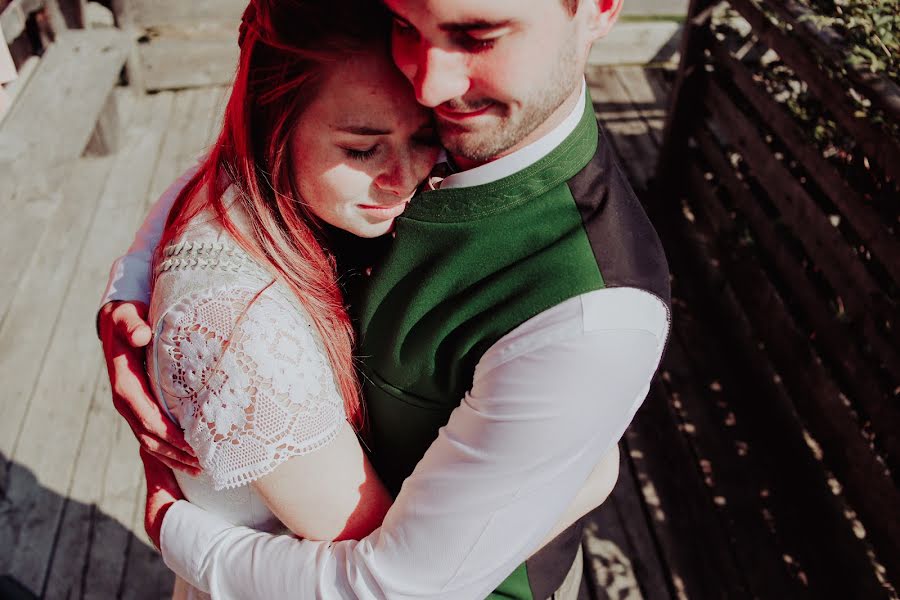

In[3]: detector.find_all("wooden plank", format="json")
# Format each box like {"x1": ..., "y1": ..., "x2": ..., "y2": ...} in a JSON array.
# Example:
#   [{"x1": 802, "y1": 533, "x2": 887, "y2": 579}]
[
  {"x1": 679, "y1": 160, "x2": 900, "y2": 591},
  {"x1": 137, "y1": 25, "x2": 238, "y2": 91},
  {"x1": 82, "y1": 413, "x2": 146, "y2": 599},
  {"x1": 725, "y1": 0, "x2": 900, "y2": 182},
  {"x1": 704, "y1": 81, "x2": 898, "y2": 351},
  {"x1": 0, "y1": 172, "x2": 64, "y2": 328},
  {"x1": 588, "y1": 67, "x2": 660, "y2": 191},
  {"x1": 42, "y1": 370, "x2": 117, "y2": 600},
  {"x1": 655, "y1": 334, "x2": 809, "y2": 597},
  {"x1": 692, "y1": 124, "x2": 900, "y2": 476},
  {"x1": 0, "y1": 29, "x2": 129, "y2": 169},
  {"x1": 583, "y1": 443, "x2": 673, "y2": 600},
  {"x1": 655, "y1": 0, "x2": 715, "y2": 195},
  {"x1": 0, "y1": 54, "x2": 38, "y2": 127},
  {"x1": 3, "y1": 90, "x2": 172, "y2": 596},
  {"x1": 624, "y1": 384, "x2": 750, "y2": 598},
  {"x1": 0, "y1": 158, "x2": 112, "y2": 593},
  {"x1": 206, "y1": 85, "x2": 228, "y2": 146},
  {"x1": 0, "y1": 0, "x2": 44, "y2": 42},
  {"x1": 588, "y1": 22, "x2": 683, "y2": 67},
  {"x1": 612, "y1": 66, "x2": 668, "y2": 146},
  {"x1": 144, "y1": 88, "x2": 197, "y2": 210},
  {"x1": 120, "y1": 0, "x2": 244, "y2": 27},
  {"x1": 708, "y1": 41, "x2": 900, "y2": 287},
  {"x1": 0, "y1": 157, "x2": 112, "y2": 485},
  {"x1": 767, "y1": 0, "x2": 900, "y2": 126}
]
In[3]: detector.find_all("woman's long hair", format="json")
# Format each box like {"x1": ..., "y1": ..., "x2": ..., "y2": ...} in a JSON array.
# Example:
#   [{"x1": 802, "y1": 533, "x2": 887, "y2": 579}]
[{"x1": 157, "y1": 0, "x2": 391, "y2": 431}]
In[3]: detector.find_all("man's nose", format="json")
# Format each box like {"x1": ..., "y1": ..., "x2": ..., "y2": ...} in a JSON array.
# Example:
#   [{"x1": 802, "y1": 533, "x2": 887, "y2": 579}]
[{"x1": 412, "y1": 46, "x2": 470, "y2": 108}]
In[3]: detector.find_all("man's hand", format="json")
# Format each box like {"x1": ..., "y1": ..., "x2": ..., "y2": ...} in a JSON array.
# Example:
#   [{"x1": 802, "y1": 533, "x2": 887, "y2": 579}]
[
  {"x1": 141, "y1": 447, "x2": 186, "y2": 550},
  {"x1": 99, "y1": 301, "x2": 200, "y2": 474}
]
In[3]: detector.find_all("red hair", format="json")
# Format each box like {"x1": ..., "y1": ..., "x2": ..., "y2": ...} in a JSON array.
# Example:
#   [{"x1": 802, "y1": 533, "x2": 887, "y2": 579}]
[{"x1": 157, "y1": 0, "x2": 391, "y2": 432}]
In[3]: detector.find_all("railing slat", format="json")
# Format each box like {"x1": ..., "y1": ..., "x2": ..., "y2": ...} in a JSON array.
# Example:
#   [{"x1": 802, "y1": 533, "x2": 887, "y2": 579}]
[
  {"x1": 708, "y1": 41, "x2": 900, "y2": 287},
  {"x1": 726, "y1": 0, "x2": 900, "y2": 182}
]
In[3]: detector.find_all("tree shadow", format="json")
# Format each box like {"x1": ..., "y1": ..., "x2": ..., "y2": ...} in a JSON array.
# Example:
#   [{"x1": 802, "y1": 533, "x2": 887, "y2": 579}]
[{"x1": 0, "y1": 453, "x2": 174, "y2": 599}]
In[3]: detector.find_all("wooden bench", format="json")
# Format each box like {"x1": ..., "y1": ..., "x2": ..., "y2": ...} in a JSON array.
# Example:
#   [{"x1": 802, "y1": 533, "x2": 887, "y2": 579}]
[
  {"x1": 647, "y1": 0, "x2": 900, "y2": 596},
  {"x1": 0, "y1": 27, "x2": 129, "y2": 171}
]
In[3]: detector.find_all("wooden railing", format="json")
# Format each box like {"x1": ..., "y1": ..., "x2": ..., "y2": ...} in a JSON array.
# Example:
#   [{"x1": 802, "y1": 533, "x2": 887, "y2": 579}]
[{"x1": 656, "y1": 0, "x2": 899, "y2": 593}]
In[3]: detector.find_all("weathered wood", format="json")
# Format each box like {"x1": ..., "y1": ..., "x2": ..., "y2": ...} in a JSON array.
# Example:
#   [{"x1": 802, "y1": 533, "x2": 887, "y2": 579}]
[
  {"x1": 657, "y1": 334, "x2": 810, "y2": 597},
  {"x1": 692, "y1": 124, "x2": 900, "y2": 476},
  {"x1": 0, "y1": 158, "x2": 112, "y2": 485},
  {"x1": 42, "y1": 371, "x2": 118, "y2": 600},
  {"x1": 0, "y1": 29, "x2": 129, "y2": 168},
  {"x1": 137, "y1": 24, "x2": 238, "y2": 91},
  {"x1": 703, "y1": 80, "x2": 898, "y2": 352},
  {"x1": 589, "y1": 69, "x2": 660, "y2": 191},
  {"x1": 583, "y1": 444, "x2": 673, "y2": 600},
  {"x1": 655, "y1": 0, "x2": 715, "y2": 204},
  {"x1": 0, "y1": 157, "x2": 113, "y2": 593},
  {"x1": 767, "y1": 0, "x2": 900, "y2": 126},
  {"x1": 680, "y1": 157, "x2": 900, "y2": 589},
  {"x1": 0, "y1": 54, "x2": 38, "y2": 127},
  {"x1": 675, "y1": 164, "x2": 895, "y2": 597},
  {"x1": 625, "y1": 384, "x2": 751, "y2": 598},
  {"x1": 3, "y1": 90, "x2": 172, "y2": 596},
  {"x1": 588, "y1": 22, "x2": 683, "y2": 67},
  {"x1": 725, "y1": 0, "x2": 900, "y2": 182},
  {"x1": 84, "y1": 88, "x2": 121, "y2": 155},
  {"x1": 116, "y1": 0, "x2": 244, "y2": 27},
  {"x1": 709, "y1": 41, "x2": 900, "y2": 286},
  {"x1": 0, "y1": 0, "x2": 44, "y2": 42}
]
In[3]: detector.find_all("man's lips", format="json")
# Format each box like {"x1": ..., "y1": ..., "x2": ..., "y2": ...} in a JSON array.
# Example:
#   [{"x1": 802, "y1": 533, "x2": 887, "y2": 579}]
[{"x1": 435, "y1": 102, "x2": 495, "y2": 122}]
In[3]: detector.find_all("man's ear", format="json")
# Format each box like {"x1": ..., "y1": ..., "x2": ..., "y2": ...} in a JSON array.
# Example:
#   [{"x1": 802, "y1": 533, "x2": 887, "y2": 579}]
[{"x1": 584, "y1": 0, "x2": 624, "y2": 40}]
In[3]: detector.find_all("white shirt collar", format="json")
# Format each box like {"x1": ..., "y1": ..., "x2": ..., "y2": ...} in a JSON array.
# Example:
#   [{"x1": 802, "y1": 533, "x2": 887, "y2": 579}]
[{"x1": 439, "y1": 78, "x2": 587, "y2": 190}]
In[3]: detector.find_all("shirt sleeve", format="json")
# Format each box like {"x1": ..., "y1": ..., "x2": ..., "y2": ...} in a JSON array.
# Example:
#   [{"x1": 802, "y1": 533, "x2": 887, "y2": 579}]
[
  {"x1": 100, "y1": 164, "x2": 200, "y2": 306},
  {"x1": 160, "y1": 287, "x2": 670, "y2": 600},
  {"x1": 150, "y1": 284, "x2": 347, "y2": 491}
]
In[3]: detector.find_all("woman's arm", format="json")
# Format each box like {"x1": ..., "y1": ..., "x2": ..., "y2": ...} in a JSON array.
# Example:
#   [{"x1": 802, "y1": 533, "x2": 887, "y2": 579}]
[
  {"x1": 150, "y1": 282, "x2": 391, "y2": 543},
  {"x1": 251, "y1": 423, "x2": 392, "y2": 541}
]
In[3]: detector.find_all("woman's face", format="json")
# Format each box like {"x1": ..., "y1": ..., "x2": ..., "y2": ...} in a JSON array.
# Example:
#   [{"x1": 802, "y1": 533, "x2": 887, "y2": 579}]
[{"x1": 290, "y1": 49, "x2": 441, "y2": 238}]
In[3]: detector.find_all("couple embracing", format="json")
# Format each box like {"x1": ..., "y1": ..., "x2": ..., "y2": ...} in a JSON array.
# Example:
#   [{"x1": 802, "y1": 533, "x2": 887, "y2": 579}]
[{"x1": 98, "y1": 0, "x2": 671, "y2": 598}]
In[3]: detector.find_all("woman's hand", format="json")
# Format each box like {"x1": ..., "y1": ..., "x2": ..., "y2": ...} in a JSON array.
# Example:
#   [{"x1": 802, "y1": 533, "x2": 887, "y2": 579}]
[
  {"x1": 99, "y1": 300, "x2": 201, "y2": 475},
  {"x1": 140, "y1": 447, "x2": 186, "y2": 550}
]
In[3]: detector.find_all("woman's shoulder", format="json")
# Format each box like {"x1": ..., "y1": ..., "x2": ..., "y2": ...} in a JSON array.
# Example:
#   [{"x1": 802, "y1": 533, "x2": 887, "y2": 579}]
[{"x1": 147, "y1": 278, "x2": 345, "y2": 491}]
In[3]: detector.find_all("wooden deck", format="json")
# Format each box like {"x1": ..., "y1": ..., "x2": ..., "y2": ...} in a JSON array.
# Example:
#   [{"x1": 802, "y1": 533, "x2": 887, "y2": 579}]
[{"x1": 1, "y1": 84, "x2": 229, "y2": 599}]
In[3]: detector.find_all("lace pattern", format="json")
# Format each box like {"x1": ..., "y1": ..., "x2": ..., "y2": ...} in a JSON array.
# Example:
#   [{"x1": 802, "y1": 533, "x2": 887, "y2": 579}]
[{"x1": 152, "y1": 284, "x2": 346, "y2": 491}]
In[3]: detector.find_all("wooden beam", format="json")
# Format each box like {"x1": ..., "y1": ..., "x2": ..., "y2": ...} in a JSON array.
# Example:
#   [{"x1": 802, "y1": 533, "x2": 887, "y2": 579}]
[
  {"x1": 0, "y1": 29, "x2": 129, "y2": 168},
  {"x1": 709, "y1": 41, "x2": 900, "y2": 287},
  {"x1": 679, "y1": 156, "x2": 900, "y2": 590},
  {"x1": 725, "y1": 0, "x2": 900, "y2": 182},
  {"x1": 703, "y1": 80, "x2": 898, "y2": 352}
]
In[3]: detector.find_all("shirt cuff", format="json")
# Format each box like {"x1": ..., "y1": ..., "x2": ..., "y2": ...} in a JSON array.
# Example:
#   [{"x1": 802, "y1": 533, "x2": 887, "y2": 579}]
[
  {"x1": 160, "y1": 500, "x2": 233, "y2": 593},
  {"x1": 101, "y1": 254, "x2": 153, "y2": 306}
]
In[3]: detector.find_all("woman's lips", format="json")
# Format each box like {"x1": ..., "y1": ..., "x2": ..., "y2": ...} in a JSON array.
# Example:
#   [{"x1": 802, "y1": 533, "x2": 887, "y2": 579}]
[{"x1": 358, "y1": 201, "x2": 409, "y2": 220}]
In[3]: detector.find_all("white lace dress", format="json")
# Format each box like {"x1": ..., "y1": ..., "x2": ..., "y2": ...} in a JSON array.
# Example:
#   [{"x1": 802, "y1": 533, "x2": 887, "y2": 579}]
[{"x1": 146, "y1": 199, "x2": 347, "y2": 600}]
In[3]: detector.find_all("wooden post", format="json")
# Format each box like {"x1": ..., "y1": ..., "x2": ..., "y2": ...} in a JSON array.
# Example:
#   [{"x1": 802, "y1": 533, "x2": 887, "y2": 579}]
[{"x1": 653, "y1": 0, "x2": 715, "y2": 211}]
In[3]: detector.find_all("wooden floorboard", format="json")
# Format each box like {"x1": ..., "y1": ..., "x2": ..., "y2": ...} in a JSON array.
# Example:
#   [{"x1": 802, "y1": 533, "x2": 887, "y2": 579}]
[{"x1": 2, "y1": 89, "x2": 174, "y2": 598}]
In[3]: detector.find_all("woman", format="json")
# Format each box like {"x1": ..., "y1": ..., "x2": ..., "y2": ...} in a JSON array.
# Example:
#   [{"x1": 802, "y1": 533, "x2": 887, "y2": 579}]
[
  {"x1": 145, "y1": 1, "x2": 437, "y2": 597},
  {"x1": 143, "y1": 1, "x2": 615, "y2": 598}
]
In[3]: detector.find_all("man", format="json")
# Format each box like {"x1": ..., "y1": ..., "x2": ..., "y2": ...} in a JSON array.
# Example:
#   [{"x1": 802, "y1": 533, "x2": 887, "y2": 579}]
[{"x1": 99, "y1": 0, "x2": 670, "y2": 597}]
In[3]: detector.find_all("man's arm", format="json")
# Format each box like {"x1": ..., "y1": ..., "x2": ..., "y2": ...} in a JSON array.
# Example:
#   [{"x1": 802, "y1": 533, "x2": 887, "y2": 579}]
[
  {"x1": 98, "y1": 165, "x2": 201, "y2": 472},
  {"x1": 160, "y1": 288, "x2": 670, "y2": 599}
]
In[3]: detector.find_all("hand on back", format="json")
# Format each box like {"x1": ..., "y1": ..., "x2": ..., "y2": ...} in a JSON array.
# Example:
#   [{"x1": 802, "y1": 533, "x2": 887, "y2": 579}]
[{"x1": 98, "y1": 300, "x2": 200, "y2": 475}]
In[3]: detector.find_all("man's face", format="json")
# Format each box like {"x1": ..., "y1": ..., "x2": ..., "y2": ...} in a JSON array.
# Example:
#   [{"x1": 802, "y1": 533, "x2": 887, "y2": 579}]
[{"x1": 385, "y1": 0, "x2": 615, "y2": 166}]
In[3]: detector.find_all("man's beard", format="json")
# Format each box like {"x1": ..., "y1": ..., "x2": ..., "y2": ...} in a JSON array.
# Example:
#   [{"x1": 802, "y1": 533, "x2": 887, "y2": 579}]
[{"x1": 438, "y1": 44, "x2": 581, "y2": 163}]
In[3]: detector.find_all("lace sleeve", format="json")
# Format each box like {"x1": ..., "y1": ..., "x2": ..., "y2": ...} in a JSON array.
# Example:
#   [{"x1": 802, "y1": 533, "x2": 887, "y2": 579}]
[{"x1": 150, "y1": 284, "x2": 347, "y2": 491}]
